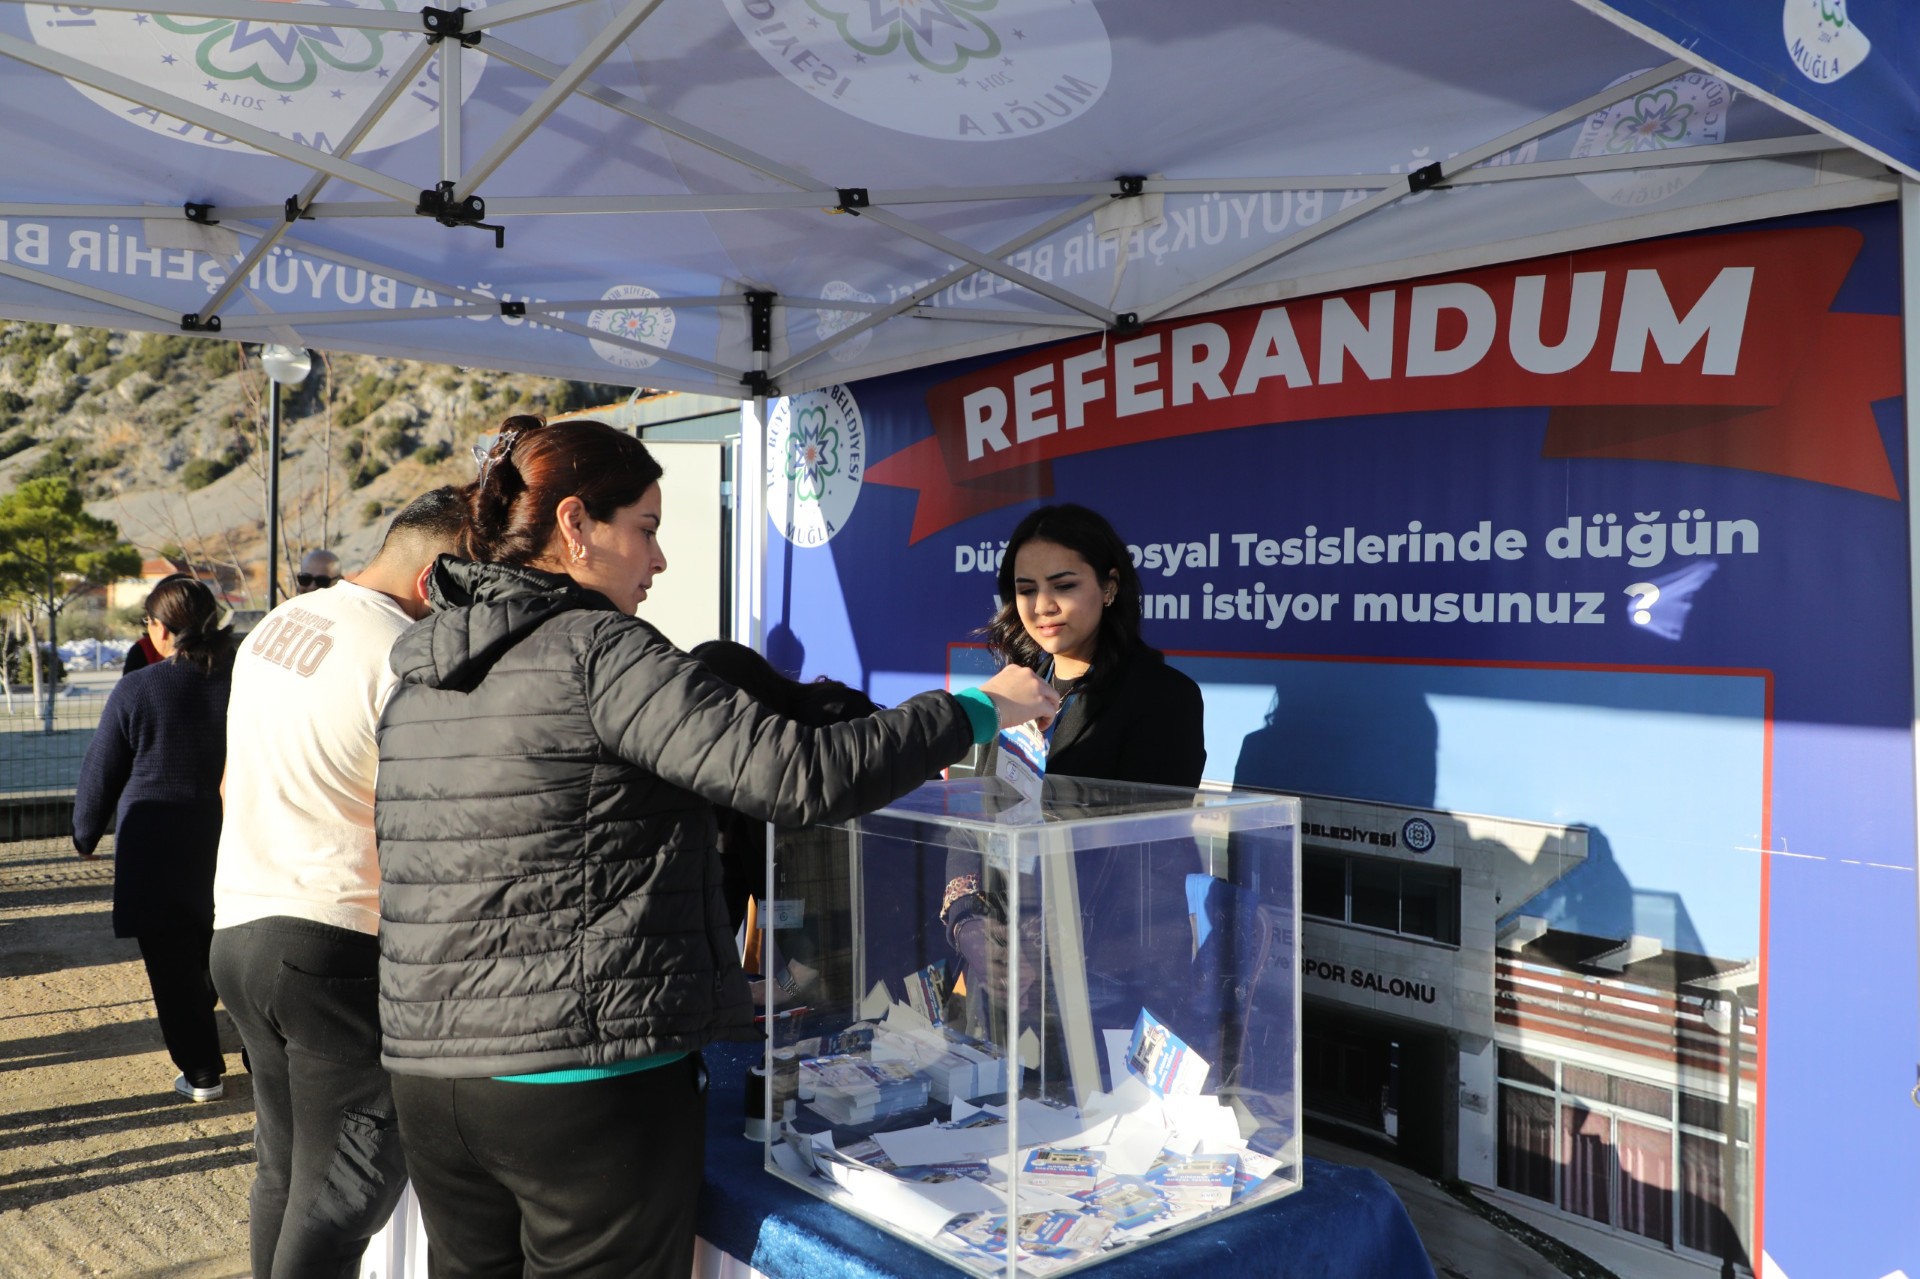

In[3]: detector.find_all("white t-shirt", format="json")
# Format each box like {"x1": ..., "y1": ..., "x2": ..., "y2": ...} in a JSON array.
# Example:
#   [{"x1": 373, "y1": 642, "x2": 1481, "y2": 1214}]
[{"x1": 214, "y1": 581, "x2": 413, "y2": 935}]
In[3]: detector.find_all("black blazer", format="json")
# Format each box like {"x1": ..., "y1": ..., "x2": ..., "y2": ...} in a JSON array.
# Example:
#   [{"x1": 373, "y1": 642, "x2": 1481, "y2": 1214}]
[
  {"x1": 958, "y1": 645, "x2": 1206, "y2": 789},
  {"x1": 938, "y1": 645, "x2": 1208, "y2": 1009},
  {"x1": 1047, "y1": 646, "x2": 1206, "y2": 788}
]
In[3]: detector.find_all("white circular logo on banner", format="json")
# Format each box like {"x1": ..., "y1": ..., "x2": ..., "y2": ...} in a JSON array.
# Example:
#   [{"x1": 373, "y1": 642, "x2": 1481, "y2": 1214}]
[
  {"x1": 722, "y1": 0, "x2": 1110, "y2": 142},
  {"x1": 26, "y1": 0, "x2": 484, "y2": 152},
  {"x1": 587, "y1": 285, "x2": 677, "y2": 370},
  {"x1": 1572, "y1": 70, "x2": 1729, "y2": 209},
  {"x1": 817, "y1": 281, "x2": 876, "y2": 363},
  {"x1": 1783, "y1": 0, "x2": 1871, "y2": 84},
  {"x1": 767, "y1": 387, "x2": 865, "y2": 547}
]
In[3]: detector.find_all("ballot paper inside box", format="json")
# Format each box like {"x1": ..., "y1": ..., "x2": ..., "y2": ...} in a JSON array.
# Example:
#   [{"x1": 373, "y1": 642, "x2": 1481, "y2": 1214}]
[{"x1": 759, "y1": 776, "x2": 1303, "y2": 1279}]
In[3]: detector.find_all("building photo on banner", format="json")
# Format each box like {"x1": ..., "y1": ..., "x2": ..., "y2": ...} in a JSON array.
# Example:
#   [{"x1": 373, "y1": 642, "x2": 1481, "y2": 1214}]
[{"x1": 762, "y1": 202, "x2": 1915, "y2": 1279}]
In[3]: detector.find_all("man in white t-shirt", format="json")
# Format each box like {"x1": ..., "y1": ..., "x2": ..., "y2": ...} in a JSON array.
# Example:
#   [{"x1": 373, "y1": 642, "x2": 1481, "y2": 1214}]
[{"x1": 210, "y1": 488, "x2": 464, "y2": 1279}]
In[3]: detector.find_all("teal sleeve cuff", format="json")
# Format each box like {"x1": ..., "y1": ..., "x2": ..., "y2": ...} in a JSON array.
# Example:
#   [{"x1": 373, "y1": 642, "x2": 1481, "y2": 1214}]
[
  {"x1": 494, "y1": 1050, "x2": 688, "y2": 1084},
  {"x1": 954, "y1": 687, "x2": 999, "y2": 746}
]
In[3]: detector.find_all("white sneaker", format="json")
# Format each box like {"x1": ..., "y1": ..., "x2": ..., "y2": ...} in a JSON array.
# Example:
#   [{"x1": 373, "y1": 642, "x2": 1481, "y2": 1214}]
[{"x1": 173, "y1": 1073, "x2": 224, "y2": 1103}]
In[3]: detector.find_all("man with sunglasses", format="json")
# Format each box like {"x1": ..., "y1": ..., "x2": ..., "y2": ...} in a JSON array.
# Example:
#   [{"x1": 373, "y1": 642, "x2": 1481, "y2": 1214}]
[
  {"x1": 210, "y1": 490, "x2": 463, "y2": 1279},
  {"x1": 294, "y1": 548, "x2": 341, "y2": 593}
]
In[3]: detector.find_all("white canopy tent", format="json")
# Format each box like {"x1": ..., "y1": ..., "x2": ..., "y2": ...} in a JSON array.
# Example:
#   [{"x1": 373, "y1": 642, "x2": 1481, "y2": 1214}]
[
  {"x1": 0, "y1": 0, "x2": 1907, "y2": 398},
  {"x1": 5, "y1": 0, "x2": 1913, "y2": 682},
  {"x1": 3, "y1": 17, "x2": 1917, "y2": 796}
]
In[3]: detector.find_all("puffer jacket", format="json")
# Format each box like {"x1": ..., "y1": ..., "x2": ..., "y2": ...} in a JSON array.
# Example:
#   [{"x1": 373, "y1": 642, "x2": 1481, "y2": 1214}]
[{"x1": 374, "y1": 558, "x2": 973, "y2": 1077}]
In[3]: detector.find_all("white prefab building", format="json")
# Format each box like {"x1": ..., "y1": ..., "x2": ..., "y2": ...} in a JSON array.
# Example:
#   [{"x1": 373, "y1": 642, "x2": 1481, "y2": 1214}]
[{"x1": 1295, "y1": 795, "x2": 1755, "y2": 1273}]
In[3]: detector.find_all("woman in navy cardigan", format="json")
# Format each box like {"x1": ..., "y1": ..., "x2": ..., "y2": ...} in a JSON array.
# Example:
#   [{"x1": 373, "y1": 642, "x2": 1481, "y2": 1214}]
[{"x1": 74, "y1": 576, "x2": 234, "y2": 1102}]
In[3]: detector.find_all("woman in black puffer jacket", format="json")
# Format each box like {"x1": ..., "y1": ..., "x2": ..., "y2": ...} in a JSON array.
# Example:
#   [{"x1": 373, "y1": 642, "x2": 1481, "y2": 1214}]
[{"x1": 373, "y1": 415, "x2": 1056, "y2": 1279}]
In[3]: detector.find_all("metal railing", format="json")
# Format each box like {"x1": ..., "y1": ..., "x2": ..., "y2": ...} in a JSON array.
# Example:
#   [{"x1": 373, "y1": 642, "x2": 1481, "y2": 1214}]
[
  {"x1": 3, "y1": 669, "x2": 105, "y2": 923},
  {"x1": 1, "y1": 670, "x2": 117, "y2": 806}
]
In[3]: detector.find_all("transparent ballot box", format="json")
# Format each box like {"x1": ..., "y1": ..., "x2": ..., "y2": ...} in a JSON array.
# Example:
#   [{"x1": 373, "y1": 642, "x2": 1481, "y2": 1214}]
[{"x1": 756, "y1": 777, "x2": 1302, "y2": 1278}]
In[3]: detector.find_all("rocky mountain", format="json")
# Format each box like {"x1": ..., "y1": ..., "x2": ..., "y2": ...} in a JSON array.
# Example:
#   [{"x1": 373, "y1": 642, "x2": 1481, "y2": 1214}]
[{"x1": 0, "y1": 321, "x2": 632, "y2": 612}]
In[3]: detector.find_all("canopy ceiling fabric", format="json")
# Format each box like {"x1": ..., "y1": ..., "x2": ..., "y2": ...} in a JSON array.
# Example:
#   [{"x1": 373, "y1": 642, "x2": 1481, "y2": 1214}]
[
  {"x1": 0, "y1": 0, "x2": 1908, "y2": 397},
  {"x1": 1578, "y1": 0, "x2": 1920, "y2": 179}
]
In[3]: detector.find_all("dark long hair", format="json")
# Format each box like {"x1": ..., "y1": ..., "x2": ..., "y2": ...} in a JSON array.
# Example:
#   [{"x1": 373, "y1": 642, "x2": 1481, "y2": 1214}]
[
  {"x1": 463, "y1": 415, "x2": 663, "y2": 565},
  {"x1": 984, "y1": 504, "x2": 1149, "y2": 689},
  {"x1": 144, "y1": 577, "x2": 233, "y2": 676}
]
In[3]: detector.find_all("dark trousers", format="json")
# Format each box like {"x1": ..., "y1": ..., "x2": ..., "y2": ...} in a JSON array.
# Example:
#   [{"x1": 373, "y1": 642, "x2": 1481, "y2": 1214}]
[
  {"x1": 135, "y1": 924, "x2": 224, "y2": 1086},
  {"x1": 210, "y1": 917, "x2": 407, "y2": 1279},
  {"x1": 390, "y1": 1057, "x2": 707, "y2": 1279}
]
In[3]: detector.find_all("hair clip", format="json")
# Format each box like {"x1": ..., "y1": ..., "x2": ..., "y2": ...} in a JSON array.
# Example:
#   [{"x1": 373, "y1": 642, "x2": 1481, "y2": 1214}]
[{"x1": 473, "y1": 427, "x2": 523, "y2": 488}]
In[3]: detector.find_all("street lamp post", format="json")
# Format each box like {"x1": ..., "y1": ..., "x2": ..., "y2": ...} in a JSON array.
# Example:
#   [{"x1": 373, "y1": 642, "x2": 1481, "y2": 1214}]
[{"x1": 259, "y1": 344, "x2": 312, "y2": 610}]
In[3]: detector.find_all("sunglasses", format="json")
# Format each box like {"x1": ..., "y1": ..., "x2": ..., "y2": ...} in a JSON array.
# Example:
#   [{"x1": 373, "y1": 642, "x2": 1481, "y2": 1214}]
[{"x1": 296, "y1": 573, "x2": 339, "y2": 589}]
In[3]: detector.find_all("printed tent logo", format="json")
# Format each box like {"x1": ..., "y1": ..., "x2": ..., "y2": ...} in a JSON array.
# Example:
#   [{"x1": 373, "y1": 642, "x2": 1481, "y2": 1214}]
[
  {"x1": 767, "y1": 386, "x2": 866, "y2": 548},
  {"x1": 25, "y1": 0, "x2": 486, "y2": 152},
  {"x1": 816, "y1": 280, "x2": 877, "y2": 363},
  {"x1": 1572, "y1": 69, "x2": 1731, "y2": 209},
  {"x1": 723, "y1": 0, "x2": 1110, "y2": 141},
  {"x1": 587, "y1": 284, "x2": 677, "y2": 370},
  {"x1": 1783, "y1": 0, "x2": 1871, "y2": 85}
]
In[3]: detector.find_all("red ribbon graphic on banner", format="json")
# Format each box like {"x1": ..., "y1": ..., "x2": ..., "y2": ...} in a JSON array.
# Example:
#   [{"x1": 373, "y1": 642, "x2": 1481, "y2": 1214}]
[{"x1": 867, "y1": 226, "x2": 1903, "y2": 544}]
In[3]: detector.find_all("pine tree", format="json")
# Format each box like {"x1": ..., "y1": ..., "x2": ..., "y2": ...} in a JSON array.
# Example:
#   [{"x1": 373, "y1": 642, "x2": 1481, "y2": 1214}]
[{"x1": 0, "y1": 477, "x2": 140, "y2": 732}]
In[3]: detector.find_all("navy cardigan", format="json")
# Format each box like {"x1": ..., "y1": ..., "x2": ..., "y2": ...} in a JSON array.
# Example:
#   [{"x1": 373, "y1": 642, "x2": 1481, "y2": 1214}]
[{"x1": 73, "y1": 657, "x2": 230, "y2": 937}]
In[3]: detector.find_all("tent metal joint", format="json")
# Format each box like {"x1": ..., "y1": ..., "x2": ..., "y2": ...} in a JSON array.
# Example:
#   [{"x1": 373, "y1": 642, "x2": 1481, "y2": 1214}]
[
  {"x1": 741, "y1": 369, "x2": 775, "y2": 399},
  {"x1": 1115, "y1": 175, "x2": 1145, "y2": 198},
  {"x1": 179, "y1": 312, "x2": 221, "y2": 334},
  {"x1": 182, "y1": 202, "x2": 219, "y2": 226},
  {"x1": 836, "y1": 188, "x2": 869, "y2": 214},
  {"x1": 746, "y1": 291, "x2": 774, "y2": 353},
  {"x1": 422, "y1": 6, "x2": 482, "y2": 48},
  {"x1": 499, "y1": 300, "x2": 526, "y2": 318},
  {"x1": 284, "y1": 196, "x2": 312, "y2": 224},
  {"x1": 417, "y1": 181, "x2": 505, "y2": 248},
  {"x1": 1111, "y1": 311, "x2": 1141, "y2": 335},
  {"x1": 1407, "y1": 162, "x2": 1446, "y2": 193}
]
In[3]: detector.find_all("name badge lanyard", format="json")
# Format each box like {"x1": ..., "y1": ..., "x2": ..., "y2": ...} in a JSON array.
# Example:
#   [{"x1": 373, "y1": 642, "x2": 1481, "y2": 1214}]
[{"x1": 1040, "y1": 659, "x2": 1078, "y2": 748}]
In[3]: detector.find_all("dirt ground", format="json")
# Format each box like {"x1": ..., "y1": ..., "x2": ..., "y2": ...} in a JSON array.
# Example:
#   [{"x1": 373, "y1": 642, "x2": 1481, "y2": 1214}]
[{"x1": 0, "y1": 834, "x2": 253, "y2": 1279}]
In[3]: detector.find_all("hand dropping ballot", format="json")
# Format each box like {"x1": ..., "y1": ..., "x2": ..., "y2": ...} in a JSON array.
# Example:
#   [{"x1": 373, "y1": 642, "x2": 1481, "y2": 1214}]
[{"x1": 995, "y1": 718, "x2": 1048, "y2": 807}]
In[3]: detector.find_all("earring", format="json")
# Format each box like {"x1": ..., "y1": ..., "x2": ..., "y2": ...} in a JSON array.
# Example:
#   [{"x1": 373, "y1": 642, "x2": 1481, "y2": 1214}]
[{"x1": 570, "y1": 541, "x2": 587, "y2": 564}]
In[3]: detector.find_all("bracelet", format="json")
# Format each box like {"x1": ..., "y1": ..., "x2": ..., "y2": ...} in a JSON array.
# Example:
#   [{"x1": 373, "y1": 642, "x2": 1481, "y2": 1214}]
[{"x1": 939, "y1": 874, "x2": 981, "y2": 926}]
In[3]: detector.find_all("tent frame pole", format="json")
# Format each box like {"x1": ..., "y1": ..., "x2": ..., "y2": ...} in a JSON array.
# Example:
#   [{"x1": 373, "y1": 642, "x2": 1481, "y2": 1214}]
[
  {"x1": 1903, "y1": 177, "x2": 1920, "y2": 1108},
  {"x1": 0, "y1": 0, "x2": 415, "y2": 30},
  {"x1": 0, "y1": 32, "x2": 415, "y2": 201},
  {"x1": 1138, "y1": 58, "x2": 1689, "y2": 323},
  {"x1": 452, "y1": 0, "x2": 664, "y2": 200},
  {"x1": 740, "y1": 395, "x2": 768, "y2": 655},
  {"x1": 0, "y1": 258, "x2": 178, "y2": 325},
  {"x1": 773, "y1": 195, "x2": 1110, "y2": 379},
  {"x1": 439, "y1": 38, "x2": 464, "y2": 186},
  {"x1": 197, "y1": 40, "x2": 436, "y2": 325}
]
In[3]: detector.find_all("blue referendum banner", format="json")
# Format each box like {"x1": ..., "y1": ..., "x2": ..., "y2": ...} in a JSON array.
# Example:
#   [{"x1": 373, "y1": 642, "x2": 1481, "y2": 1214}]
[{"x1": 762, "y1": 202, "x2": 1915, "y2": 1278}]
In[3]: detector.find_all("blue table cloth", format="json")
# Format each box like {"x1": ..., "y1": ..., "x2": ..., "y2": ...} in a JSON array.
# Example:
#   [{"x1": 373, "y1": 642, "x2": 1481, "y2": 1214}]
[{"x1": 695, "y1": 1043, "x2": 1436, "y2": 1279}]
